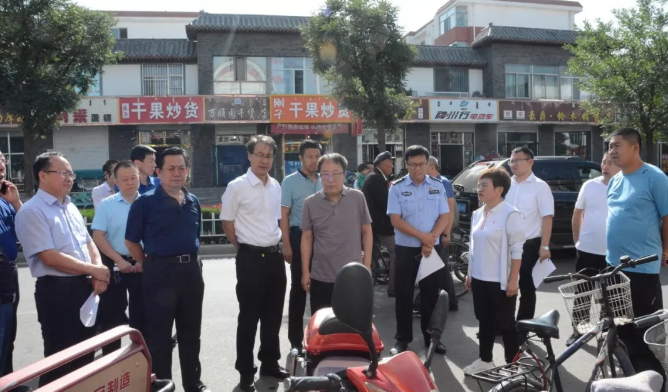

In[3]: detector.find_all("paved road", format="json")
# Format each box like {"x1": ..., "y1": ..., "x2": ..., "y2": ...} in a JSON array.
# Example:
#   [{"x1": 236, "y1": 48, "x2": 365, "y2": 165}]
[{"x1": 12, "y1": 251, "x2": 668, "y2": 391}]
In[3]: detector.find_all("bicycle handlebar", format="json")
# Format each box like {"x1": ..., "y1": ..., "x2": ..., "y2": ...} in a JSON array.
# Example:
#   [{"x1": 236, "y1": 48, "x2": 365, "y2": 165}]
[
  {"x1": 543, "y1": 255, "x2": 658, "y2": 284},
  {"x1": 284, "y1": 374, "x2": 342, "y2": 392},
  {"x1": 633, "y1": 309, "x2": 668, "y2": 329}
]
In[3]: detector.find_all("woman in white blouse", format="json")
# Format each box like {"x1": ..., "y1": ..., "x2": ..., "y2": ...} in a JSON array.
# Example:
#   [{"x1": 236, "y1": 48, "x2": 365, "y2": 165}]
[{"x1": 463, "y1": 167, "x2": 526, "y2": 376}]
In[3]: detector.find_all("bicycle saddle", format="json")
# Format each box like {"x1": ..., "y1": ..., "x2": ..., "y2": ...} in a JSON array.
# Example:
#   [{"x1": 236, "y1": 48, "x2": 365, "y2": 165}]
[{"x1": 516, "y1": 309, "x2": 560, "y2": 339}]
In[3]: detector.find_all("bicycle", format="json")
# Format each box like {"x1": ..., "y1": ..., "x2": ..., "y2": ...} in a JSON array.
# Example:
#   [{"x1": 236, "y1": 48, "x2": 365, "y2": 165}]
[{"x1": 471, "y1": 254, "x2": 658, "y2": 392}]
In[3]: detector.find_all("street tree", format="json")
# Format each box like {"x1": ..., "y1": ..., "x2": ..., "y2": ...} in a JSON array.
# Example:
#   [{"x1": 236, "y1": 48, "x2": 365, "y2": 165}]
[
  {"x1": 0, "y1": 0, "x2": 118, "y2": 194},
  {"x1": 302, "y1": 0, "x2": 416, "y2": 153},
  {"x1": 566, "y1": 0, "x2": 668, "y2": 164}
]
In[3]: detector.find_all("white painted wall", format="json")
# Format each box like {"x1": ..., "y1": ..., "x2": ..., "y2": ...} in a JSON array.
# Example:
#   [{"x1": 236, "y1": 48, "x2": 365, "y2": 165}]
[
  {"x1": 405, "y1": 67, "x2": 434, "y2": 96},
  {"x1": 114, "y1": 17, "x2": 194, "y2": 39},
  {"x1": 185, "y1": 65, "x2": 198, "y2": 95},
  {"x1": 472, "y1": 5, "x2": 572, "y2": 30},
  {"x1": 469, "y1": 69, "x2": 483, "y2": 96},
  {"x1": 101, "y1": 65, "x2": 142, "y2": 96}
]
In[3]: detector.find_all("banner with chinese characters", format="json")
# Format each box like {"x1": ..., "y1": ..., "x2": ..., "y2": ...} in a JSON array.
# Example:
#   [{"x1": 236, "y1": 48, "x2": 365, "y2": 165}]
[
  {"x1": 429, "y1": 99, "x2": 498, "y2": 122},
  {"x1": 271, "y1": 123, "x2": 349, "y2": 135},
  {"x1": 270, "y1": 95, "x2": 353, "y2": 123},
  {"x1": 205, "y1": 96, "x2": 269, "y2": 122},
  {"x1": 498, "y1": 101, "x2": 615, "y2": 123},
  {"x1": 60, "y1": 98, "x2": 119, "y2": 126},
  {"x1": 405, "y1": 98, "x2": 430, "y2": 121},
  {"x1": 119, "y1": 96, "x2": 205, "y2": 124}
]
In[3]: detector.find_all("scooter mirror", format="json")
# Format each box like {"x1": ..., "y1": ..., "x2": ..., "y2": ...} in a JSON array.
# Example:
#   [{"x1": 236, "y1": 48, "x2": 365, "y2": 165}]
[
  {"x1": 427, "y1": 290, "x2": 449, "y2": 341},
  {"x1": 331, "y1": 262, "x2": 374, "y2": 335}
]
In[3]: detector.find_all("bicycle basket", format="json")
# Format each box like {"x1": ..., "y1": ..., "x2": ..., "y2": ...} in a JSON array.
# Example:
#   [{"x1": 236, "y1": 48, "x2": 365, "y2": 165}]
[
  {"x1": 644, "y1": 320, "x2": 668, "y2": 374},
  {"x1": 558, "y1": 272, "x2": 633, "y2": 334}
]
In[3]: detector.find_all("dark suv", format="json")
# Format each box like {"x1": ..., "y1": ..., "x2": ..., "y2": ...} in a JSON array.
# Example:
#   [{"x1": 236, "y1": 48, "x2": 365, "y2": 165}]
[{"x1": 451, "y1": 156, "x2": 602, "y2": 249}]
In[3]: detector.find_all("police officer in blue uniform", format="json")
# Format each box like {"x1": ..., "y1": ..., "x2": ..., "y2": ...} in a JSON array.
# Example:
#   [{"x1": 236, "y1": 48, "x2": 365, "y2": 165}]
[{"x1": 387, "y1": 145, "x2": 450, "y2": 354}]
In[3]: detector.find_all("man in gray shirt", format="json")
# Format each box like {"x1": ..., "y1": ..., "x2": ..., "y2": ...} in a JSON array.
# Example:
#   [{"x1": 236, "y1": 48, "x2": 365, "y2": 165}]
[
  {"x1": 15, "y1": 152, "x2": 110, "y2": 386},
  {"x1": 301, "y1": 153, "x2": 373, "y2": 314}
]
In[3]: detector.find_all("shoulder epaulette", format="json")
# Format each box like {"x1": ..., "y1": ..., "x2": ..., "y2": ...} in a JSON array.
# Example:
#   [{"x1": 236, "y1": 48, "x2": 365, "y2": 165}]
[
  {"x1": 428, "y1": 175, "x2": 443, "y2": 183},
  {"x1": 392, "y1": 175, "x2": 407, "y2": 185}
]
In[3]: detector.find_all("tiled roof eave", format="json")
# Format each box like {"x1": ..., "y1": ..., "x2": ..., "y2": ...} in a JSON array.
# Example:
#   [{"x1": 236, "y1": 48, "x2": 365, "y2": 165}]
[
  {"x1": 472, "y1": 37, "x2": 575, "y2": 47},
  {"x1": 413, "y1": 60, "x2": 486, "y2": 68},
  {"x1": 186, "y1": 25, "x2": 302, "y2": 34},
  {"x1": 116, "y1": 55, "x2": 197, "y2": 63}
]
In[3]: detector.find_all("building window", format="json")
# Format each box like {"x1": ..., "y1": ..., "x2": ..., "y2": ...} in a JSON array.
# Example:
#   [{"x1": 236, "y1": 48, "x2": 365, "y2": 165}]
[
  {"x1": 213, "y1": 56, "x2": 267, "y2": 94},
  {"x1": 555, "y1": 131, "x2": 591, "y2": 160},
  {"x1": 505, "y1": 64, "x2": 589, "y2": 100},
  {"x1": 0, "y1": 132, "x2": 24, "y2": 192},
  {"x1": 271, "y1": 57, "x2": 324, "y2": 94},
  {"x1": 141, "y1": 64, "x2": 184, "y2": 96},
  {"x1": 434, "y1": 68, "x2": 469, "y2": 93},
  {"x1": 560, "y1": 68, "x2": 591, "y2": 101},
  {"x1": 439, "y1": 6, "x2": 468, "y2": 35},
  {"x1": 497, "y1": 132, "x2": 538, "y2": 158},
  {"x1": 111, "y1": 28, "x2": 128, "y2": 39}
]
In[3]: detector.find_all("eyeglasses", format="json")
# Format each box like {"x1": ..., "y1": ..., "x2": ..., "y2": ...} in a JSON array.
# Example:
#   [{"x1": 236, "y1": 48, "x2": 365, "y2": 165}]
[
  {"x1": 321, "y1": 172, "x2": 344, "y2": 180},
  {"x1": 45, "y1": 170, "x2": 76, "y2": 180},
  {"x1": 509, "y1": 158, "x2": 531, "y2": 165},
  {"x1": 407, "y1": 163, "x2": 427, "y2": 169},
  {"x1": 252, "y1": 153, "x2": 274, "y2": 161}
]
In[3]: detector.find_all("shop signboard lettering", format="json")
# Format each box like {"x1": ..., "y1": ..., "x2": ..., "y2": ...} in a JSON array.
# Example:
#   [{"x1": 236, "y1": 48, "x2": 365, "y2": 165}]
[
  {"x1": 60, "y1": 98, "x2": 119, "y2": 126},
  {"x1": 429, "y1": 99, "x2": 498, "y2": 122},
  {"x1": 498, "y1": 100, "x2": 615, "y2": 123},
  {"x1": 204, "y1": 96, "x2": 269, "y2": 122},
  {"x1": 119, "y1": 96, "x2": 205, "y2": 124},
  {"x1": 270, "y1": 95, "x2": 353, "y2": 123},
  {"x1": 271, "y1": 123, "x2": 349, "y2": 135}
]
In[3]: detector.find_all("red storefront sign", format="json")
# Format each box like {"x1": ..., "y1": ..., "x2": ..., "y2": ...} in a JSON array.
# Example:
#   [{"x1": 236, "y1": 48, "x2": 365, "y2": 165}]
[
  {"x1": 271, "y1": 123, "x2": 349, "y2": 134},
  {"x1": 119, "y1": 96, "x2": 205, "y2": 124},
  {"x1": 270, "y1": 95, "x2": 353, "y2": 123}
]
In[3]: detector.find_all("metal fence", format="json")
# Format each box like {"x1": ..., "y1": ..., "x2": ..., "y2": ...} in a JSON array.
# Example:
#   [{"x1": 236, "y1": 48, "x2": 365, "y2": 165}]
[{"x1": 82, "y1": 211, "x2": 228, "y2": 239}]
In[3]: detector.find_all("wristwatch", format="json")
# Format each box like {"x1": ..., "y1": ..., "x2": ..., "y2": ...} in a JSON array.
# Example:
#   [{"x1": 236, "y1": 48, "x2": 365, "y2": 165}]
[{"x1": 541, "y1": 246, "x2": 550, "y2": 251}]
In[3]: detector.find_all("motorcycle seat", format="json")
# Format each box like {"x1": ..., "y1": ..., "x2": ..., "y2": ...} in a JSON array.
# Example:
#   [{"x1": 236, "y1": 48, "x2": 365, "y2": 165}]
[
  {"x1": 319, "y1": 312, "x2": 358, "y2": 336},
  {"x1": 516, "y1": 309, "x2": 560, "y2": 339}
]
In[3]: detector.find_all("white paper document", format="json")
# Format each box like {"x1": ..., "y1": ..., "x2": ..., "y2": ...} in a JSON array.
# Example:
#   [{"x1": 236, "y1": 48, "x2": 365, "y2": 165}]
[
  {"x1": 415, "y1": 251, "x2": 446, "y2": 284},
  {"x1": 80, "y1": 293, "x2": 99, "y2": 328},
  {"x1": 532, "y1": 258, "x2": 557, "y2": 288}
]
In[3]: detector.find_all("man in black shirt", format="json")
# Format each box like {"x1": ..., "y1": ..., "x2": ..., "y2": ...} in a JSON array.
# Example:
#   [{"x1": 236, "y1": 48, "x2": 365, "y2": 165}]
[{"x1": 362, "y1": 152, "x2": 396, "y2": 296}]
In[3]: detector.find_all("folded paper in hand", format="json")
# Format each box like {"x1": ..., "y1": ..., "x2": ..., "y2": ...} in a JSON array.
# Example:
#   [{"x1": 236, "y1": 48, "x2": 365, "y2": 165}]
[
  {"x1": 80, "y1": 293, "x2": 99, "y2": 328},
  {"x1": 532, "y1": 258, "x2": 556, "y2": 288},
  {"x1": 415, "y1": 251, "x2": 446, "y2": 284}
]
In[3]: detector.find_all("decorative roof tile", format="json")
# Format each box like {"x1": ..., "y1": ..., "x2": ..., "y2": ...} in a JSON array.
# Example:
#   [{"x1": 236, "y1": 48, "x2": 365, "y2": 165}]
[
  {"x1": 186, "y1": 13, "x2": 310, "y2": 39},
  {"x1": 414, "y1": 45, "x2": 486, "y2": 67},
  {"x1": 472, "y1": 25, "x2": 578, "y2": 47},
  {"x1": 114, "y1": 39, "x2": 197, "y2": 62}
]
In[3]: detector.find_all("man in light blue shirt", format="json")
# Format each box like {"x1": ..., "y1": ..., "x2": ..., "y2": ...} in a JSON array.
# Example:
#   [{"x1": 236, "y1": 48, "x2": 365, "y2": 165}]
[
  {"x1": 92, "y1": 161, "x2": 143, "y2": 355},
  {"x1": 387, "y1": 145, "x2": 450, "y2": 355},
  {"x1": 15, "y1": 152, "x2": 110, "y2": 386},
  {"x1": 607, "y1": 128, "x2": 668, "y2": 383},
  {"x1": 280, "y1": 139, "x2": 322, "y2": 351}
]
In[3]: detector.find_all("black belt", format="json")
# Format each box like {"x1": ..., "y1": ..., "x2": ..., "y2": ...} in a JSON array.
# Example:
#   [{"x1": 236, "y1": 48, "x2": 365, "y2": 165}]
[
  {"x1": 526, "y1": 237, "x2": 542, "y2": 244},
  {"x1": 149, "y1": 253, "x2": 197, "y2": 264},
  {"x1": 37, "y1": 275, "x2": 89, "y2": 284},
  {"x1": 239, "y1": 243, "x2": 281, "y2": 254},
  {"x1": 289, "y1": 226, "x2": 302, "y2": 234}
]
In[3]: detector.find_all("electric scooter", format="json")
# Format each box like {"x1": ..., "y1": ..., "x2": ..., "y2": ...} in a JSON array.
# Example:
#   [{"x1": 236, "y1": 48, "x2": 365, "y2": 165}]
[{"x1": 284, "y1": 262, "x2": 449, "y2": 392}]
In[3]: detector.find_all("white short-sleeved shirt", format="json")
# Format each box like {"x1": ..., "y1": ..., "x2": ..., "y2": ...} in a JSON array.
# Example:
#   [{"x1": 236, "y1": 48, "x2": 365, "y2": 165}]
[
  {"x1": 505, "y1": 173, "x2": 555, "y2": 240},
  {"x1": 92, "y1": 182, "x2": 114, "y2": 209},
  {"x1": 220, "y1": 168, "x2": 282, "y2": 247},
  {"x1": 575, "y1": 177, "x2": 608, "y2": 256}
]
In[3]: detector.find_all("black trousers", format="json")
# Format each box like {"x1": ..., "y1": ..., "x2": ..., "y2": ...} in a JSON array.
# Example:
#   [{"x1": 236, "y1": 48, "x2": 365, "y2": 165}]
[
  {"x1": 571, "y1": 250, "x2": 608, "y2": 328},
  {"x1": 617, "y1": 271, "x2": 666, "y2": 389},
  {"x1": 517, "y1": 238, "x2": 541, "y2": 321},
  {"x1": 143, "y1": 255, "x2": 204, "y2": 392},
  {"x1": 310, "y1": 279, "x2": 335, "y2": 315},
  {"x1": 395, "y1": 245, "x2": 447, "y2": 345},
  {"x1": 288, "y1": 229, "x2": 307, "y2": 348},
  {"x1": 98, "y1": 254, "x2": 145, "y2": 354},
  {"x1": 439, "y1": 246, "x2": 458, "y2": 306},
  {"x1": 1, "y1": 264, "x2": 18, "y2": 376},
  {"x1": 472, "y1": 278, "x2": 519, "y2": 363},
  {"x1": 235, "y1": 246, "x2": 287, "y2": 377},
  {"x1": 35, "y1": 276, "x2": 95, "y2": 387}
]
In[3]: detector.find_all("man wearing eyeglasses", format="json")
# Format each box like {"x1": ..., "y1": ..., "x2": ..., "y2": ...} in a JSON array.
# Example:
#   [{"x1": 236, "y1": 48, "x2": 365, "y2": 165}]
[
  {"x1": 301, "y1": 153, "x2": 373, "y2": 314},
  {"x1": 505, "y1": 147, "x2": 554, "y2": 322},
  {"x1": 221, "y1": 135, "x2": 287, "y2": 392},
  {"x1": 15, "y1": 152, "x2": 110, "y2": 386},
  {"x1": 387, "y1": 145, "x2": 450, "y2": 355},
  {"x1": 91, "y1": 159, "x2": 118, "y2": 209}
]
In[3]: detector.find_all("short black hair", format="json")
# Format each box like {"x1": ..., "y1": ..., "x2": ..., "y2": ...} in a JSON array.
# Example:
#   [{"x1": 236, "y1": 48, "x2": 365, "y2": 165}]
[
  {"x1": 610, "y1": 128, "x2": 642, "y2": 152},
  {"x1": 318, "y1": 153, "x2": 348, "y2": 173},
  {"x1": 102, "y1": 159, "x2": 119, "y2": 175},
  {"x1": 113, "y1": 160, "x2": 137, "y2": 178},
  {"x1": 299, "y1": 139, "x2": 322, "y2": 156},
  {"x1": 33, "y1": 152, "x2": 64, "y2": 184},
  {"x1": 156, "y1": 147, "x2": 188, "y2": 170},
  {"x1": 247, "y1": 135, "x2": 277, "y2": 155},
  {"x1": 404, "y1": 145, "x2": 430, "y2": 162},
  {"x1": 511, "y1": 147, "x2": 534, "y2": 159},
  {"x1": 130, "y1": 145, "x2": 156, "y2": 162},
  {"x1": 479, "y1": 167, "x2": 512, "y2": 198},
  {"x1": 357, "y1": 163, "x2": 369, "y2": 172}
]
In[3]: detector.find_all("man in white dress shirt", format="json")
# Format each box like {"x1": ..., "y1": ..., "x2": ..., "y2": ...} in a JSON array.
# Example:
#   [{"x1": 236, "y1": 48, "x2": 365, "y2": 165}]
[
  {"x1": 221, "y1": 135, "x2": 288, "y2": 392},
  {"x1": 567, "y1": 152, "x2": 620, "y2": 345},
  {"x1": 91, "y1": 159, "x2": 118, "y2": 209},
  {"x1": 504, "y1": 147, "x2": 554, "y2": 322}
]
